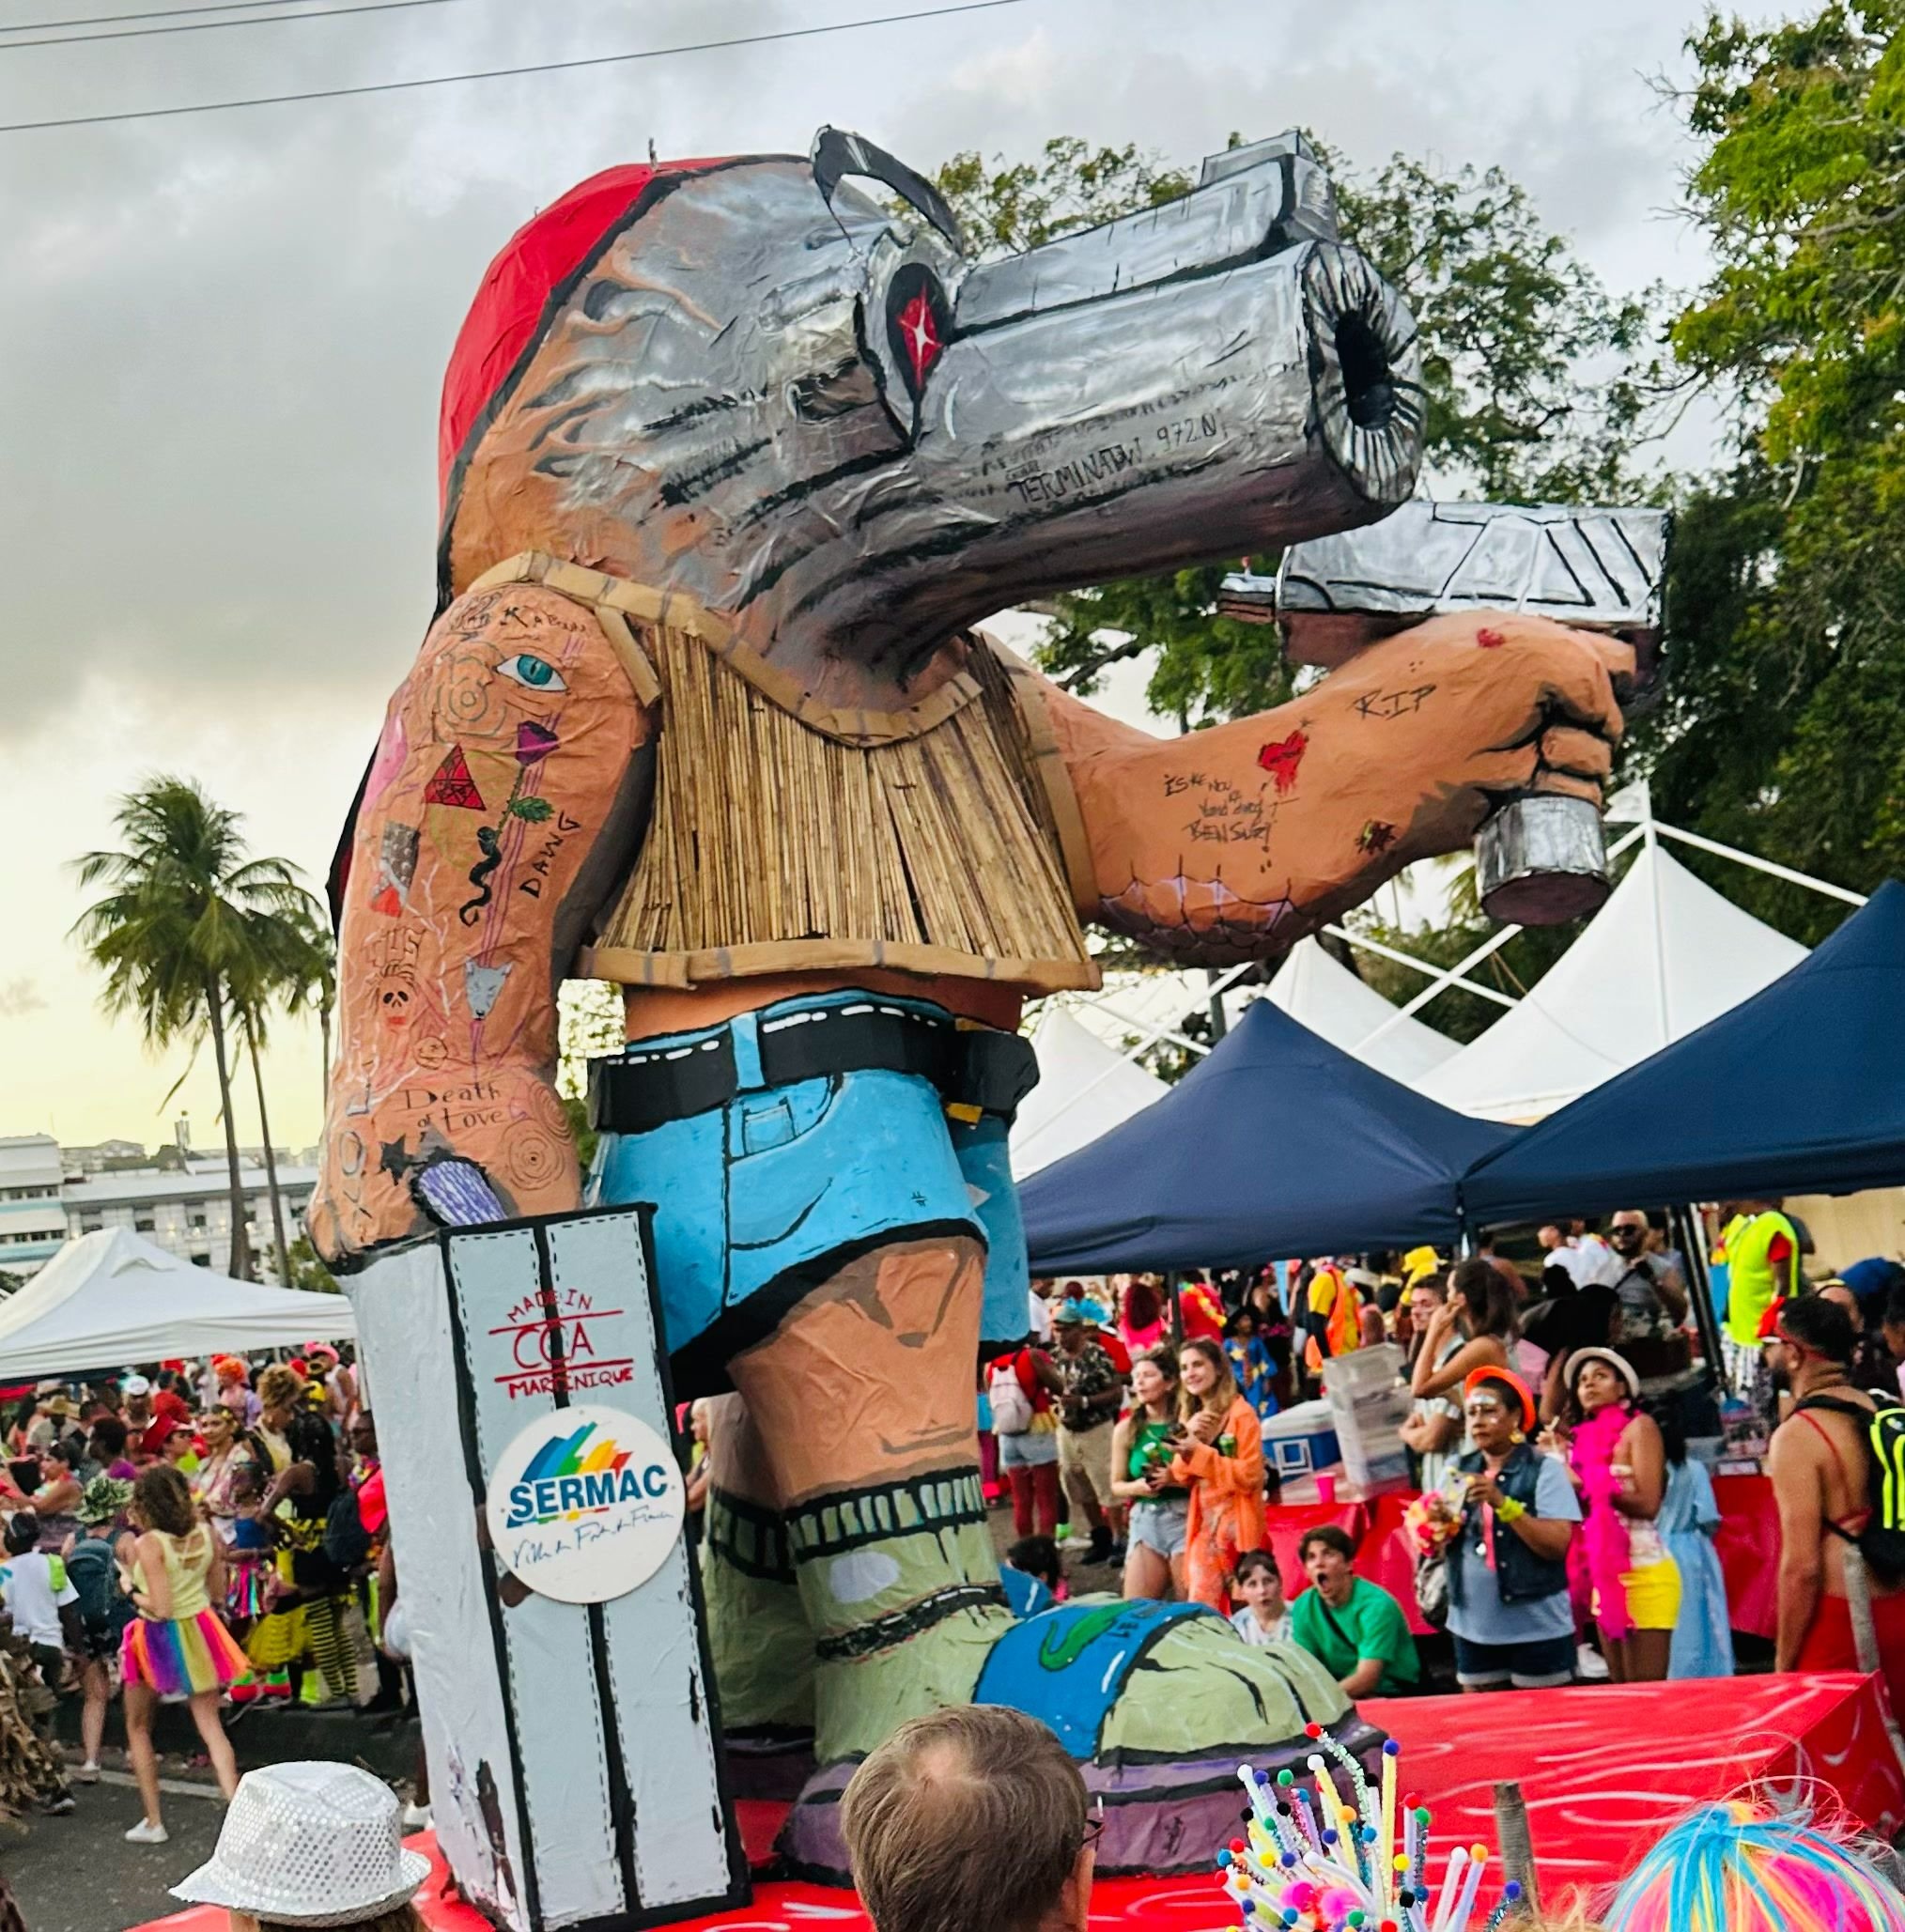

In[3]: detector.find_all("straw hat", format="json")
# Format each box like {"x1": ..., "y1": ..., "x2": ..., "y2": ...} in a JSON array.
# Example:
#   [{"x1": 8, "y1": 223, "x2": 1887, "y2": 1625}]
[{"x1": 171, "y1": 1763, "x2": 429, "y2": 1927}]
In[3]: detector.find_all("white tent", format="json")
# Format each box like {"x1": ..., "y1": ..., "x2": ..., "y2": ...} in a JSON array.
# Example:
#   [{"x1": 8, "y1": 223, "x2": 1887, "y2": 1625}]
[
  {"x1": 1414, "y1": 842, "x2": 1808, "y2": 1122},
  {"x1": 0, "y1": 1228, "x2": 354, "y2": 1380},
  {"x1": 1010, "y1": 1010, "x2": 1170, "y2": 1180},
  {"x1": 1259, "y1": 936, "x2": 1459, "y2": 1083}
]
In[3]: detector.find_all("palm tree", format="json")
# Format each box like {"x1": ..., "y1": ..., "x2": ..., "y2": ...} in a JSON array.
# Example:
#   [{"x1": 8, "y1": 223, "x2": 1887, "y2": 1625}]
[
  {"x1": 231, "y1": 904, "x2": 332, "y2": 1284},
  {"x1": 278, "y1": 903, "x2": 338, "y2": 1125},
  {"x1": 71, "y1": 779, "x2": 316, "y2": 1281}
]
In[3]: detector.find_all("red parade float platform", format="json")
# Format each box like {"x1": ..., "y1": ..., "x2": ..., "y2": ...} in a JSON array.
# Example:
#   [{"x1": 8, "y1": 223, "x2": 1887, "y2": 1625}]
[{"x1": 141, "y1": 1671, "x2": 1902, "y2": 1932}]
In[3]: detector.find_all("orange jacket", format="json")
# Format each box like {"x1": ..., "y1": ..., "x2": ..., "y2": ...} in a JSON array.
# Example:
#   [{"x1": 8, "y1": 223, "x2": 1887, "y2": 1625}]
[{"x1": 1169, "y1": 1395, "x2": 1266, "y2": 1592}]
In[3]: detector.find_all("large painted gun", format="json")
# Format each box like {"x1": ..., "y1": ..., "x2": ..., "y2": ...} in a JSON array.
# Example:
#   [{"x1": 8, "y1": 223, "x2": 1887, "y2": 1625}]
[{"x1": 1220, "y1": 501, "x2": 1669, "y2": 921}]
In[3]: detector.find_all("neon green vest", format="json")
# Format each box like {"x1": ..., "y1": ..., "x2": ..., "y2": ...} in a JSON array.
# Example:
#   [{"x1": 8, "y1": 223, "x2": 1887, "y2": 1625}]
[{"x1": 1724, "y1": 1211, "x2": 1799, "y2": 1347}]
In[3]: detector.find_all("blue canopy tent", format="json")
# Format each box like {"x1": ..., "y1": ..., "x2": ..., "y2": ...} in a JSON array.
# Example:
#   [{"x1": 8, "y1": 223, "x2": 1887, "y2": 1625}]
[
  {"x1": 1019, "y1": 997, "x2": 1515, "y2": 1271},
  {"x1": 1464, "y1": 880, "x2": 1905, "y2": 1226}
]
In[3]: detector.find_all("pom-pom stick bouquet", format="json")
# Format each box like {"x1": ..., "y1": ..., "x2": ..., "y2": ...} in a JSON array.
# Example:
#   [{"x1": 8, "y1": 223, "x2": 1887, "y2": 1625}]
[{"x1": 1214, "y1": 1723, "x2": 1523, "y2": 1932}]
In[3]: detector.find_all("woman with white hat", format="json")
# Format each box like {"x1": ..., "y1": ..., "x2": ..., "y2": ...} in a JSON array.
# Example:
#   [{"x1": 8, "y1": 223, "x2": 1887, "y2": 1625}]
[{"x1": 171, "y1": 1761, "x2": 430, "y2": 1931}]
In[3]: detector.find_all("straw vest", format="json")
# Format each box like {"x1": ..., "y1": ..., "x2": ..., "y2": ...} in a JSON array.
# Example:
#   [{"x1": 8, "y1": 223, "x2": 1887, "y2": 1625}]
[{"x1": 469, "y1": 553, "x2": 1103, "y2": 997}]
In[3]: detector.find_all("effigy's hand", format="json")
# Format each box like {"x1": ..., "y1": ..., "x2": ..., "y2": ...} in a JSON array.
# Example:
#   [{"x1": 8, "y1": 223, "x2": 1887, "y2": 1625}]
[{"x1": 1046, "y1": 610, "x2": 1631, "y2": 964}]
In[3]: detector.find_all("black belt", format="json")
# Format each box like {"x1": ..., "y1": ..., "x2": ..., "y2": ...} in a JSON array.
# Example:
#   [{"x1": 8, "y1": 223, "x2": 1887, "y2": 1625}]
[{"x1": 588, "y1": 1002, "x2": 1040, "y2": 1137}]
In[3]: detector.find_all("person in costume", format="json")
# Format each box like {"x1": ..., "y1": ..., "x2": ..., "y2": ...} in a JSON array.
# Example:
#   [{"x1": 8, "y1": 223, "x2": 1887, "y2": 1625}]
[
  {"x1": 170, "y1": 1760, "x2": 432, "y2": 1932},
  {"x1": 1222, "y1": 1307, "x2": 1280, "y2": 1422},
  {"x1": 1110, "y1": 1347, "x2": 1187, "y2": 1600},
  {"x1": 1401, "y1": 1271, "x2": 1464, "y2": 1492},
  {"x1": 1442, "y1": 1368, "x2": 1579, "y2": 1692},
  {"x1": 61, "y1": 1475, "x2": 133, "y2": 1783},
  {"x1": 1411, "y1": 1260, "x2": 1518, "y2": 1469},
  {"x1": 1603, "y1": 1797, "x2": 1905, "y2": 1932},
  {"x1": 1167, "y1": 1338, "x2": 1267, "y2": 1613},
  {"x1": 1541, "y1": 1347, "x2": 1678, "y2": 1683},
  {"x1": 1766, "y1": 1295, "x2": 1905, "y2": 1716},
  {"x1": 1654, "y1": 1404, "x2": 1733, "y2": 1680},
  {"x1": 119, "y1": 1463, "x2": 244, "y2": 1842}
]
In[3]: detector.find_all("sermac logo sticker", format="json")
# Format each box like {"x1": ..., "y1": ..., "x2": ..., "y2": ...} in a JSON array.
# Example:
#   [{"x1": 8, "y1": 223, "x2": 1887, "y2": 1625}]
[{"x1": 484, "y1": 1404, "x2": 684, "y2": 1604}]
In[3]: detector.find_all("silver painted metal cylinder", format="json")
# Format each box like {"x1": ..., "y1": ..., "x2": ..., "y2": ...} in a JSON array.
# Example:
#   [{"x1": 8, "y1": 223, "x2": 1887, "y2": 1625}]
[{"x1": 1475, "y1": 795, "x2": 1611, "y2": 924}]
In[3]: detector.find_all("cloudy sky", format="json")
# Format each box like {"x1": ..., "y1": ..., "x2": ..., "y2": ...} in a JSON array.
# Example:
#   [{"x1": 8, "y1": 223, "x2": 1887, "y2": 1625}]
[{"x1": 0, "y1": 0, "x2": 1726, "y2": 1155}]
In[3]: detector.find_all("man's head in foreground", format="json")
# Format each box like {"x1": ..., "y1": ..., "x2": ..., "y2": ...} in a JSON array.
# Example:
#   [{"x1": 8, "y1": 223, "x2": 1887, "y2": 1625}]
[{"x1": 840, "y1": 1707, "x2": 1095, "y2": 1932}]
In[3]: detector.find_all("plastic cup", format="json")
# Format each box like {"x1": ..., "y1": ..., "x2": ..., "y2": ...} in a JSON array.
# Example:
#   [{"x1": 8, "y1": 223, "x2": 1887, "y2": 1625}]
[{"x1": 1315, "y1": 1474, "x2": 1338, "y2": 1506}]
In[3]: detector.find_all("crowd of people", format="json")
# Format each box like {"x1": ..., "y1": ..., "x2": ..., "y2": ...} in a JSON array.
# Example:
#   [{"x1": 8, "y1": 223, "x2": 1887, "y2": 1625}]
[
  {"x1": 0, "y1": 1344, "x2": 407, "y2": 1844},
  {"x1": 979, "y1": 1207, "x2": 1905, "y2": 1708}
]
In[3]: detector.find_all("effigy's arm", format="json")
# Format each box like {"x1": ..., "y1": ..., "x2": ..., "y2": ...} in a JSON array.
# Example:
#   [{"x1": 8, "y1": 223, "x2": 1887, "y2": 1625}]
[
  {"x1": 1038, "y1": 609, "x2": 1633, "y2": 964},
  {"x1": 308, "y1": 581, "x2": 654, "y2": 1266}
]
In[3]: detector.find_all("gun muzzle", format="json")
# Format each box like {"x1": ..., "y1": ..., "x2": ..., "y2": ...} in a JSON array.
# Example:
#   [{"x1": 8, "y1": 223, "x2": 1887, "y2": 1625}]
[{"x1": 1232, "y1": 501, "x2": 1670, "y2": 924}]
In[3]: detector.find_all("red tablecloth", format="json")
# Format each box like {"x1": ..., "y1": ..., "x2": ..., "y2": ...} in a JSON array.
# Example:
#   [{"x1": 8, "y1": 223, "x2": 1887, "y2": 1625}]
[
  {"x1": 1266, "y1": 1473, "x2": 1781, "y2": 1638},
  {"x1": 140, "y1": 1675, "x2": 1903, "y2": 1932}
]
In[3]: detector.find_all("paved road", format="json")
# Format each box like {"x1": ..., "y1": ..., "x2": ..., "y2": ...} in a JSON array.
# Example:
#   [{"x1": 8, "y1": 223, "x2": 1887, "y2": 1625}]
[
  {"x1": 2, "y1": 1505, "x2": 1121, "y2": 1932},
  {"x1": 6, "y1": 1772, "x2": 228, "y2": 1932},
  {"x1": 2, "y1": 1701, "x2": 422, "y2": 1932}
]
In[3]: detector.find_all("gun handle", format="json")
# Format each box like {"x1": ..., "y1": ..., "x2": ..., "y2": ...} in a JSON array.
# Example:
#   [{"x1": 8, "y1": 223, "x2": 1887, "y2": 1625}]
[{"x1": 1475, "y1": 794, "x2": 1610, "y2": 924}]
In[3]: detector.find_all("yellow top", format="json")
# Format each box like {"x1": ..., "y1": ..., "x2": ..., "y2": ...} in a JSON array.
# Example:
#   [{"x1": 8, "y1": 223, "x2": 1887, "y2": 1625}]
[{"x1": 132, "y1": 1527, "x2": 214, "y2": 1620}]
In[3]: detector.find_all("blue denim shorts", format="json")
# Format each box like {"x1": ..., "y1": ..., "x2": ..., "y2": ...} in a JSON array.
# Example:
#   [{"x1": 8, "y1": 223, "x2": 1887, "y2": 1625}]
[{"x1": 587, "y1": 988, "x2": 1030, "y2": 1389}]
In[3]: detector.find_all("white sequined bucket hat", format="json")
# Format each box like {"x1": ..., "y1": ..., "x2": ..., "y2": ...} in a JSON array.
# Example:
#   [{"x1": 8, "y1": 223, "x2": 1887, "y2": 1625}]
[{"x1": 171, "y1": 1762, "x2": 430, "y2": 1926}]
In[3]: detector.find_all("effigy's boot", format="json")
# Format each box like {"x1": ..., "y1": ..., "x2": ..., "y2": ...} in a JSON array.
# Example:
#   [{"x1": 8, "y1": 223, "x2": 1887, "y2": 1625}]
[
  {"x1": 695, "y1": 1394, "x2": 816, "y2": 1797},
  {"x1": 725, "y1": 1231, "x2": 1384, "y2": 1881}
]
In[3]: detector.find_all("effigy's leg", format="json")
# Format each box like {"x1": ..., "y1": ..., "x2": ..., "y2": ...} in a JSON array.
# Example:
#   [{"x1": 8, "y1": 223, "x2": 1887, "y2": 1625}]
[
  {"x1": 697, "y1": 1394, "x2": 815, "y2": 1738},
  {"x1": 725, "y1": 1232, "x2": 1014, "y2": 1766}
]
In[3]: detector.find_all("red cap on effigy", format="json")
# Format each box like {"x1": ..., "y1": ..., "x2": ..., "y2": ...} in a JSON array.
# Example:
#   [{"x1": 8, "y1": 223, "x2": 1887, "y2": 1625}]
[{"x1": 437, "y1": 157, "x2": 734, "y2": 512}]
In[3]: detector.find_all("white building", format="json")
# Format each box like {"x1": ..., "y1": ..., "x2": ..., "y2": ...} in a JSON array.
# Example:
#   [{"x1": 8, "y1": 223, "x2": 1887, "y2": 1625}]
[
  {"x1": 0, "y1": 1132, "x2": 318, "y2": 1284},
  {"x1": 0, "y1": 1136, "x2": 70, "y2": 1277},
  {"x1": 62, "y1": 1163, "x2": 318, "y2": 1280}
]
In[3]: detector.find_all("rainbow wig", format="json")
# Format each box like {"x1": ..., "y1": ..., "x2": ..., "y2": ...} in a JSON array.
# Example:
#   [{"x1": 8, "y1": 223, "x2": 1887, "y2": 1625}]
[{"x1": 1604, "y1": 1799, "x2": 1905, "y2": 1932}]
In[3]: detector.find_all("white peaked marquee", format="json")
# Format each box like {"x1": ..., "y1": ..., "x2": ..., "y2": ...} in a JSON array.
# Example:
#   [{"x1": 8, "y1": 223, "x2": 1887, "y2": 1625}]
[
  {"x1": 1414, "y1": 842, "x2": 1810, "y2": 1122},
  {"x1": 1262, "y1": 937, "x2": 1459, "y2": 1083},
  {"x1": 1010, "y1": 1009, "x2": 1170, "y2": 1180},
  {"x1": 0, "y1": 1228, "x2": 354, "y2": 1379}
]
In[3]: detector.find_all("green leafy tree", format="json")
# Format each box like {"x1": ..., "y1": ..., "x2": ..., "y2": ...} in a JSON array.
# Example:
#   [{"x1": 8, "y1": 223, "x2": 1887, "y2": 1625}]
[
  {"x1": 278, "y1": 904, "x2": 337, "y2": 1125},
  {"x1": 285, "y1": 1232, "x2": 342, "y2": 1294},
  {"x1": 932, "y1": 137, "x2": 1665, "y2": 724},
  {"x1": 230, "y1": 897, "x2": 328, "y2": 1284},
  {"x1": 71, "y1": 780, "x2": 313, "y2": 1280},
  {"x1": 1623, "y1": 4, "x2": 1905, "y2": 935}
]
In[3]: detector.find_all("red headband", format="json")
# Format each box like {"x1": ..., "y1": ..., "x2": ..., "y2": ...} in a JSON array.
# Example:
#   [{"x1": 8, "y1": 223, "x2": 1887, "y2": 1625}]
[{"x1": 438, "y1": 157, "x2": 733, "y2": 512}]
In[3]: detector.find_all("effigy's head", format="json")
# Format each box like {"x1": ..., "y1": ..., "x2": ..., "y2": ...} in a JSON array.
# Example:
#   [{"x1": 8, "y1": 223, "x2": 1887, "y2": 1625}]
[{"x1": 440, "y1": 131, "x2": 1423, "y2": 709}]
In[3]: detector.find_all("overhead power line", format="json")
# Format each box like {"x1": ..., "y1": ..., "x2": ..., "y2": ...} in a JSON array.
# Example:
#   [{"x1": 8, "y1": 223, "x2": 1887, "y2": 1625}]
[
  {"x1": 0, "y1": 0, "x2": 1035, "y2": 131},
  {"x1": 2, "y1": 0, "x2": 349, "y2": 35},
  {"x1": 1, "y1": 0, "x2": 469, "y2": 53}
]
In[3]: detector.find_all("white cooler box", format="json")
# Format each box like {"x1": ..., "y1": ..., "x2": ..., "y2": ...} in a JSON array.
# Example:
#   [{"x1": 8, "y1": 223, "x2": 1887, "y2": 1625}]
[{"x1": 1261, "y1": 1399, "x2": 1340, "y2": 1478}]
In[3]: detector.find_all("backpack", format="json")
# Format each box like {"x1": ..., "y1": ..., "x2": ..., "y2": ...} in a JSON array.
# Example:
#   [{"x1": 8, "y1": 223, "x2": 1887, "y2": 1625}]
[
  {"x1": 987, "y1": 1357, "x2": 1034, "y2": 1436},
  {"x1": 64, "y1": 1538, "x2": 131, "y2": 1643},
  {"x1": 323, "y1": 1486, "x2": 373, "y2": 1573},
  {"x1": 1794, "y1": 1393, "x2": 1905, "y2": 1587}
]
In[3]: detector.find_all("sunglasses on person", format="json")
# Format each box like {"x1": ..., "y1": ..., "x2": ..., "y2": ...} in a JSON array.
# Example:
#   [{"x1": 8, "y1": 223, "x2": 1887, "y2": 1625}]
[{"x1": 1080, "y1": 1805, "x2": 1106, "y2": 1855}]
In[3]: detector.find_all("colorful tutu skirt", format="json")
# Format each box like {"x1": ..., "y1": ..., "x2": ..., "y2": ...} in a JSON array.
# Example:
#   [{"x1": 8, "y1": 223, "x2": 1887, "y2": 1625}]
[{"x1": 120, "y1": 1610, "x2": 250, "y2": 1697}]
